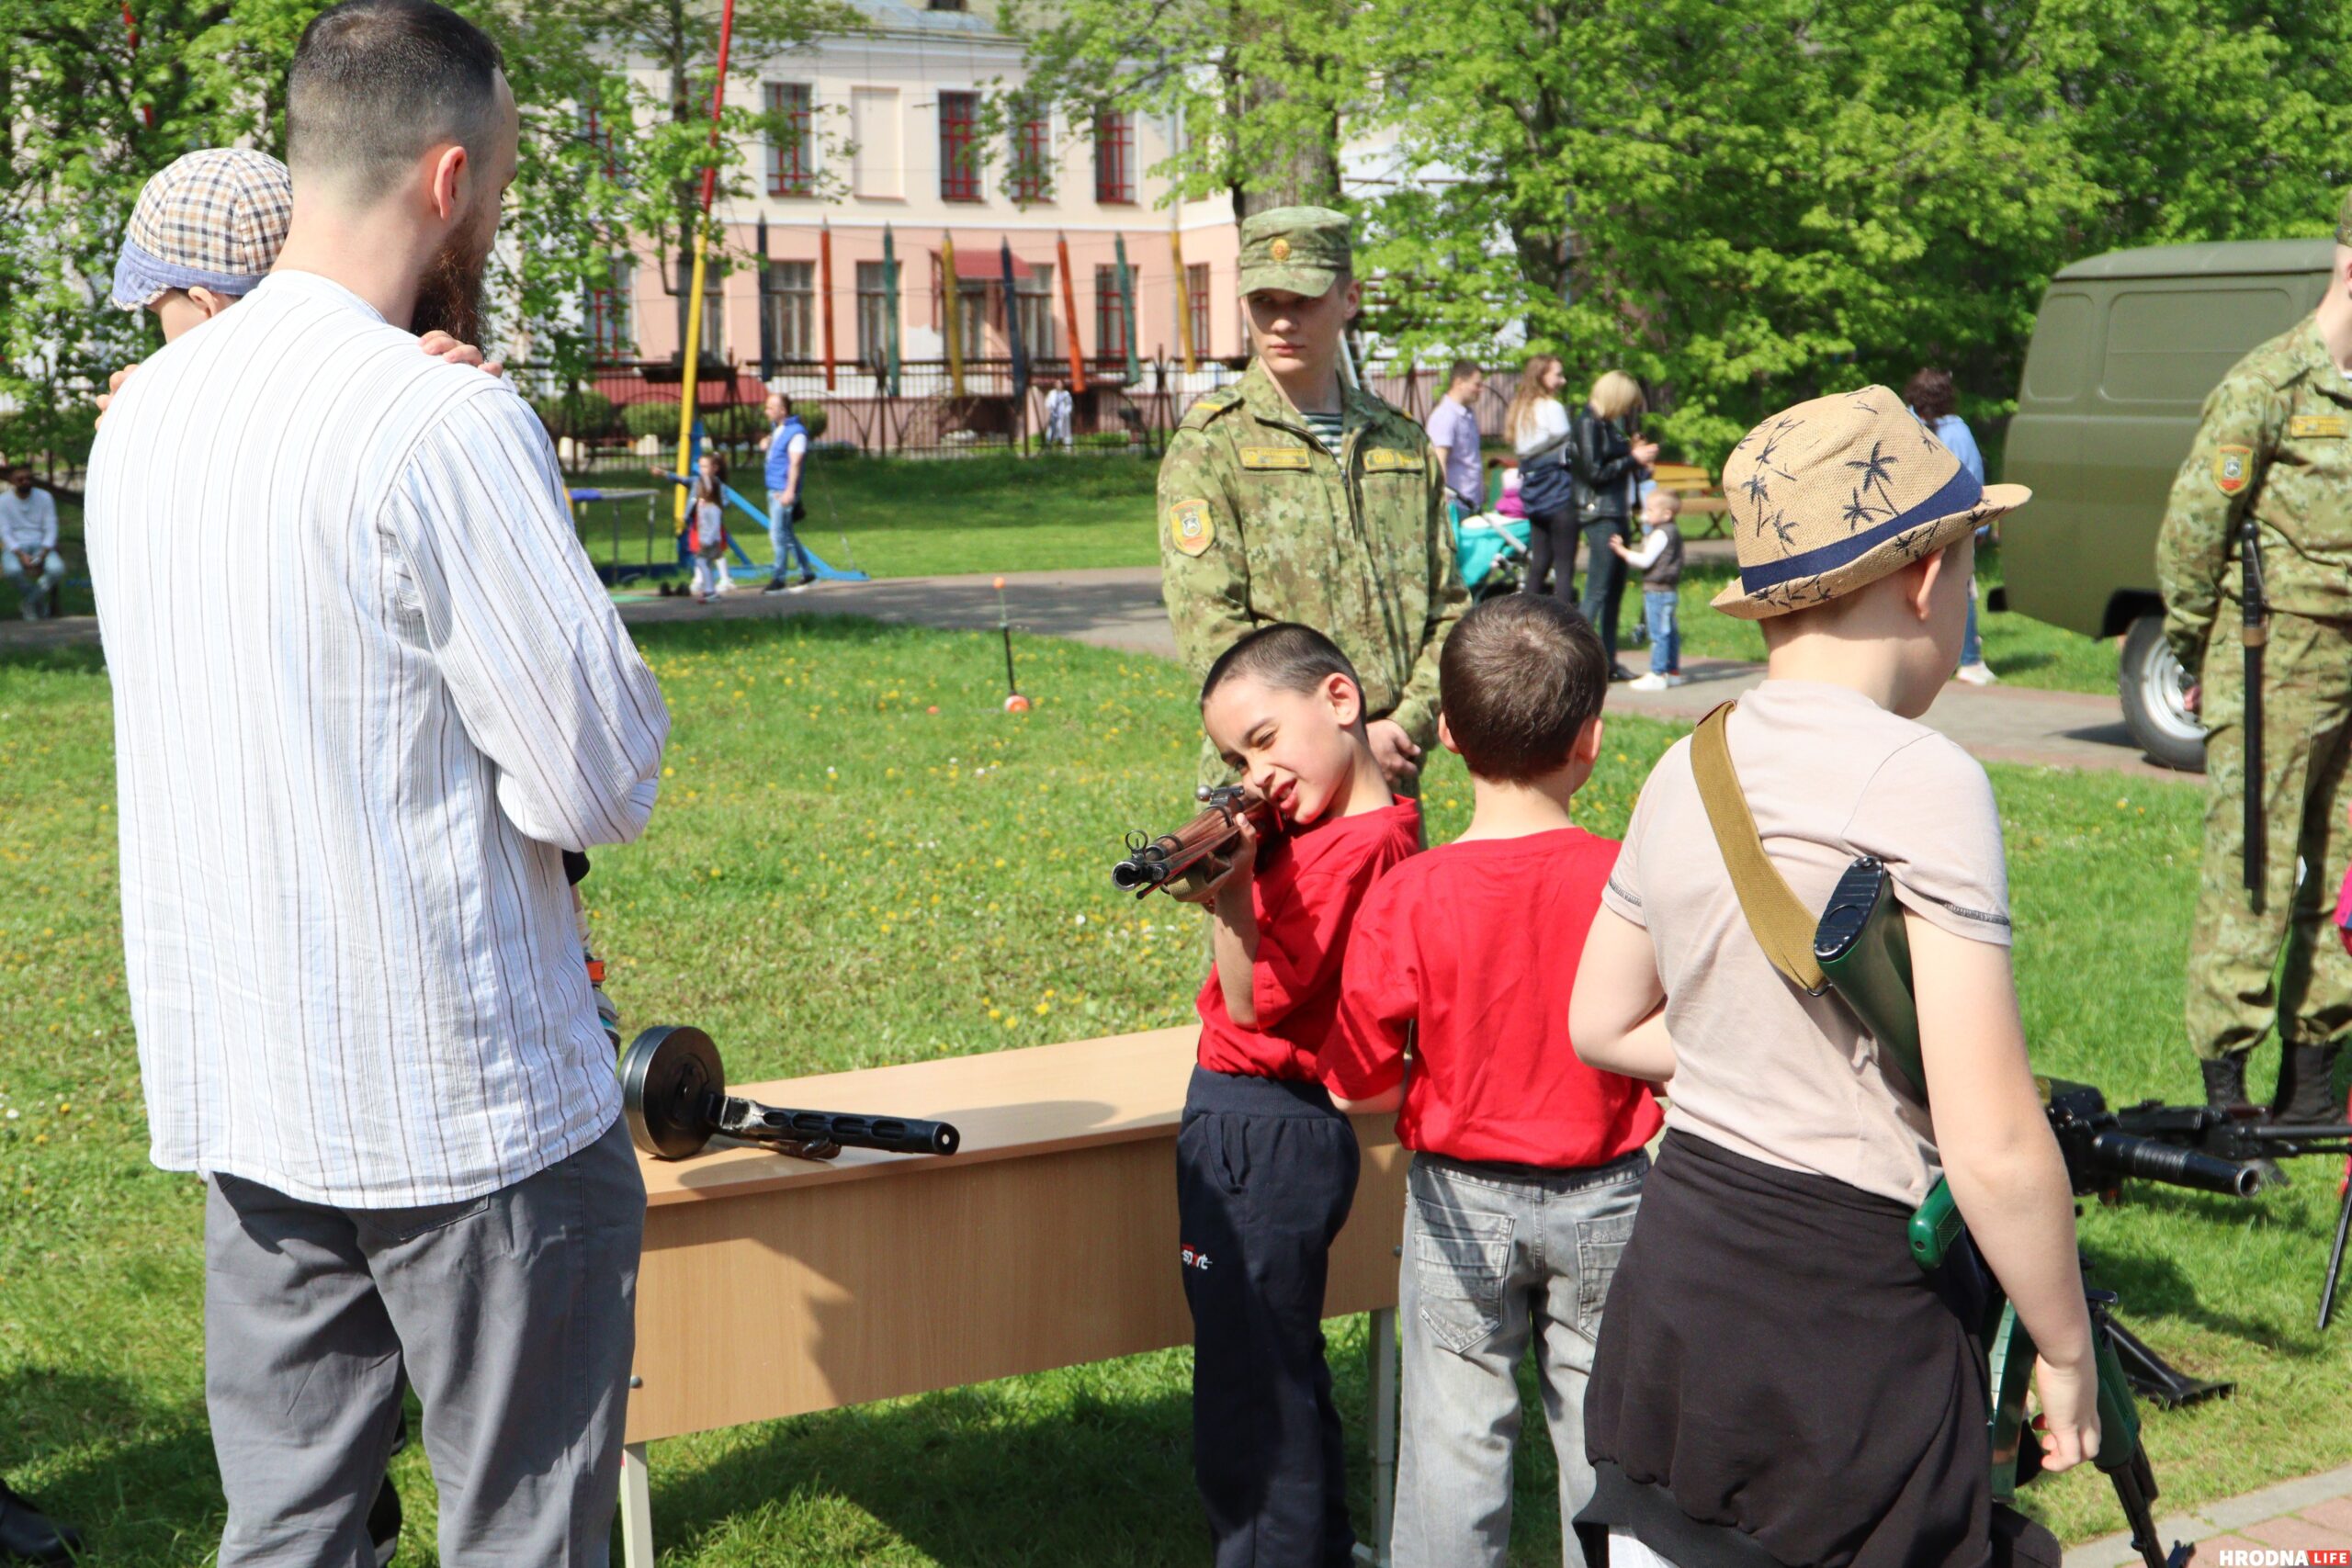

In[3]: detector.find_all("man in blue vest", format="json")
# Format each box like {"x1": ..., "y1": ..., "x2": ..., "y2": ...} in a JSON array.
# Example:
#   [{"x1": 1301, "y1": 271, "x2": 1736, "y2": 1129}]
[{"x1": 761, "y1": 391, "x2": 818, "y2": 593}]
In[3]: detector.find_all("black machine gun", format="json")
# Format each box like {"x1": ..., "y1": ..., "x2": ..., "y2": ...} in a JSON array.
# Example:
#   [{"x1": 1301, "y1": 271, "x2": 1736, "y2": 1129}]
[
  {"x1": 1112, "y1": 784, "x2": 1272, "y2": 899},
  {"x1": 619, "y1": 1027, "x2": 962, "y2": 1163},
  {"x1": 1814, "y1": 858, "x2": 2277, "y2": 1568},
  {"x1": 2108, "y1": 1098, "x2": 2352, "y2": 1331}
]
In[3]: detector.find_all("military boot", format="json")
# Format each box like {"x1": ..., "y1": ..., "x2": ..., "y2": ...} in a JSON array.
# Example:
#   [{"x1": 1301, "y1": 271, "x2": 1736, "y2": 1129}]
[
  {"x1": 0, "y1": 1479, "x2": 80, "y2": 1565},
  {"x1": 2271, "y1": 1043, "x2": 2346, "y2": 1127},
  {"x1": 2201, "y1": 1052, "x2": 2254, "y2": 1112},
  {"x1": 2202, "y1": 1053, "x2": 2290, "y2": 1187}
]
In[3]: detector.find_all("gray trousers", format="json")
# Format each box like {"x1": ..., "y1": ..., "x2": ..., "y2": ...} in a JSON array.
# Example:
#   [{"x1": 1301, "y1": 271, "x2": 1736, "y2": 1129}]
[
  {"x1": 1393, "y1": 1150, "x2": 1646, "y2": 1568},
  {"x1": 204, "y1": 1117, "x2": 644, "y2": 1567}
]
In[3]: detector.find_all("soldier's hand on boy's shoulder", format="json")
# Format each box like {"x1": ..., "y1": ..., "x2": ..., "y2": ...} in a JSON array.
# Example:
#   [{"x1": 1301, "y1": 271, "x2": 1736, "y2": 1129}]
[{"x1": 1367, "y1": 719, "x2": 1423, "y2": 786}]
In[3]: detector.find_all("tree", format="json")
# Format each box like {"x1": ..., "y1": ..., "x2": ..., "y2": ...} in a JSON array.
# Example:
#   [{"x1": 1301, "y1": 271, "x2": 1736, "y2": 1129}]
[{"x1": 999, "y1": 0, "x2": 1353, "y2": 220}]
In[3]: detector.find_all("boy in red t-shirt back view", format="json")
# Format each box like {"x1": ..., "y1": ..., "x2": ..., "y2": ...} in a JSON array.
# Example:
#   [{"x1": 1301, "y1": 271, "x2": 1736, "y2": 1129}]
[
  {"x1": 1174, "y1": 622, "x2": 1423, "y2": 1568},
  {"x1": 1324, "y1": 595, "x2": 1661, "y2": 1568}
]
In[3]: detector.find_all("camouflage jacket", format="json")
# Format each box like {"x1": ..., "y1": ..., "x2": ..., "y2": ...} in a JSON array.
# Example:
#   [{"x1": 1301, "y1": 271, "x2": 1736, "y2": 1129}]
[
  {"x1": 2157, "y1": 315, "x2": 2352, "y2": 671},
  {"x1": 1157, "y1": 361, "x2": 1467, "y2": 750}
]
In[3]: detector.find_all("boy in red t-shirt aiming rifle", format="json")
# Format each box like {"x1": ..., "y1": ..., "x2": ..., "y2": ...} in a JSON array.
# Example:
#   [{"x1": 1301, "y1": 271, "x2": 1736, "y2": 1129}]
[
  {"x1": 1173, "y1": 622, "x2": 1424, "y2": 1568},
  {"x1": 1321, "y1": 594, "x2": 1662, "y2": 1568}
]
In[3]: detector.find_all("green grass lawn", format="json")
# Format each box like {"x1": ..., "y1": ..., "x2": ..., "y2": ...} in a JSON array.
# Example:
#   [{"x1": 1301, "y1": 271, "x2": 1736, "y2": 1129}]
[
  {"x1": 2, "y1": 616, "x2": 2341, "y2": 1563},
  {"x1": 568, "y1": 452, "x2": 1164, "y2": 583}
]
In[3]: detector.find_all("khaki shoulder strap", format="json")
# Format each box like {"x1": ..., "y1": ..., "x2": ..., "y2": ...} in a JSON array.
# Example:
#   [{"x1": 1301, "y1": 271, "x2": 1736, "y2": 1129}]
[{"x1": 1690, "y1": 702, "x2": 1826, "y2": 995}]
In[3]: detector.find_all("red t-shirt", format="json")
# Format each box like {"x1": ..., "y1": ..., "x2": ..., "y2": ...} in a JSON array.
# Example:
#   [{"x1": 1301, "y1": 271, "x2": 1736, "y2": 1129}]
[
  {"x1": 1322, "y1": 827, "x2": 1662, "y2": 1168},
  {"x1": 1194, "y1": 801, "x2": 1423, "y2": 1081}
]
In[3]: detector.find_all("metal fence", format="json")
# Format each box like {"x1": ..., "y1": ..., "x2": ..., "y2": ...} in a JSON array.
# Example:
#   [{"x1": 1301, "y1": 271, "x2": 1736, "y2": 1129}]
[{"x1": 520, "y1": 355, "x2": 1564, "y2": 467}]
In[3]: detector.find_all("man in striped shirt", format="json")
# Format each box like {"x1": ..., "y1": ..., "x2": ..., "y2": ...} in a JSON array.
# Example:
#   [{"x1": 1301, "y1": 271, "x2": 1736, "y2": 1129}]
[{"x1": 85, "y1": 3, "x2": 668, "y2": 1561}]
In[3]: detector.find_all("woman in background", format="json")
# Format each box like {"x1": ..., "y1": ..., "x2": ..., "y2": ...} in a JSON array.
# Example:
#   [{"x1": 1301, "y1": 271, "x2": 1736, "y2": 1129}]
[
  {"x1": 1510, "y1": 354, "x2": 1578, "y2": 603},
  {"x1": 1571, "y1": 370, "x2": 1659, "y2": 681},
  {"x1": 1905, "y1": 367, "x2": 1995, "y2": 685}
]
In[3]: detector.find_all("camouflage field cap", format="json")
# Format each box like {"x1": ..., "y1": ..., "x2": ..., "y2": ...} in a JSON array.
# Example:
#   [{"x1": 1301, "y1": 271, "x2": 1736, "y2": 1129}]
[
  {"x1": 1238, "y1": 206, "x2": 1351, "y2": 298},
  {"x1": 2335, "y1": 187, "x2": 2352, "y2": 246},
  {"x1": 1713, "y1": 385, "x2": 2031, "y2": 620}
]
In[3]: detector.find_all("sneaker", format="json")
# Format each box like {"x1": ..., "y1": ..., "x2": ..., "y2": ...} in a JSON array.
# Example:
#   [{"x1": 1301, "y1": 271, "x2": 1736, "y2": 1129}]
[
  {"x1": 1667, "y1": 673, "x2": 1689, "y2": 687},
  {"x1": 1628, "y1": 672, "x2": 1670, "y2": 692},
  {"x1": 762, "y1": 578, "x2": 787, "y2": 594},
  {"x1": 1608, "y1": 664, "x2": 1636, "y2": 682},
  {"x1": 787, "y1": 577, "x2": 814, "y2": 593},
  {"x1": 1954, "y1": 661, "x2": 1998, "y2": 686}
]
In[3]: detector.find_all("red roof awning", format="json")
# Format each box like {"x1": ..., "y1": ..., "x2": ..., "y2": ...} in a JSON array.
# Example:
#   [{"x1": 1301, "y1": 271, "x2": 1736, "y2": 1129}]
[{"x1": 947, "y1": 250, "x2": 1034, "y2": 281}]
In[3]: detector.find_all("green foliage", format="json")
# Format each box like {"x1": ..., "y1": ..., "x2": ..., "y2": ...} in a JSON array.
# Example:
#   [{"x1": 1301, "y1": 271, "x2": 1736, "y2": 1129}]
[
  {"x1": 533, "y1": 389, "x2": 619, "y2": 443},
  {"x1": 623, "y1": 400, "x2": 684, "y2": 442}
]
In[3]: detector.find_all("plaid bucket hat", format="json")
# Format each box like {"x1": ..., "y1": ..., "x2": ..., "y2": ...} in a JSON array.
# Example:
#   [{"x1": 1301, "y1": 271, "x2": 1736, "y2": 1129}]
[
  {"x1": 1713, "y1": 384, "x2": 2030, "y2": 620},
  {"x1": 110, "y1": 148, "x2": 294, "y2": 311}
]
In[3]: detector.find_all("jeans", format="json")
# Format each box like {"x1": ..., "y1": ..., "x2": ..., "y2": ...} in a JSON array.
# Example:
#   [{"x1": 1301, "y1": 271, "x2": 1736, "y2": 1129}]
[
  {"x1": 1393, "y1": 1150, "x2": 1647, "y2": 1568},
  {"x1": 1962, "y1": 575, "x2": 1983, "y2": 666},
  {"x1": 767, "y1": 494, "x2": 815, "y2": 582},
  {"x1": 1643, "y1": 590, "x2": 1679, "y2": 676},
  {"x1": 3, "y1": 547, "x2": 64, "y2": 617},
  {"x1": 1578, "y1": 520, "x2": 1628, "y2": 664}
]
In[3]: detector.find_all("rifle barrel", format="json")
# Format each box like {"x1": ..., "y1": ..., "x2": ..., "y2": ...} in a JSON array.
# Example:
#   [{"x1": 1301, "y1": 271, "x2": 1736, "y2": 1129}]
[
  {"x1": 2089, "y1": 1129, "x2": 2257, "y2": 1197},
  {"x1": 732, "y1": 1100, "x2": 961, "y2": 1156}
]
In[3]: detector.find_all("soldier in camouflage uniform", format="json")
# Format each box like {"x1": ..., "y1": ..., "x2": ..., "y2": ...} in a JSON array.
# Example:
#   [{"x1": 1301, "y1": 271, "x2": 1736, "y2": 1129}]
[
  {"x1": 2155, "y1": 190, "x2": 2352, "y2": 1124},
  {"x1": 1159, "y1": 207, "x2": 1468, "y2": 794}
]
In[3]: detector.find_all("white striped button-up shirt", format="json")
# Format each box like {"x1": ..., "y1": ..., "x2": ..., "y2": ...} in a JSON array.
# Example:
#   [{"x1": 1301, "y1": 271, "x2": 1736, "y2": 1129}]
[{"x1": 86, "y1": 270, "x2": 669, "y2": 1207}]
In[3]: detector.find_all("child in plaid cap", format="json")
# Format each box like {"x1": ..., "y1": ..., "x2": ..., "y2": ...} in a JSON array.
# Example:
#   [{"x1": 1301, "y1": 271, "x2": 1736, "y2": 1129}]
[{"x1": 110, "y1": 148, "x2": 294, "y2": 343}]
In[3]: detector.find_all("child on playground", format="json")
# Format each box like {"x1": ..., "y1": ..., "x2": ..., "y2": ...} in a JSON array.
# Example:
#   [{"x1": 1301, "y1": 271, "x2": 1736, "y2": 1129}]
[
  {"x1": 1568, "y1": 387, "x2": 2093, "y2": 1568},
  {"x1": 689, "y1": 452, "x2": 733, "y2": 603},
  {"x1": 1173, "y1": 622, "x2": 1422, "y2": 1568},
  {"x1": 1321, "y1": 592, "x2": 1659, "y2": 1568},
  {"x1": 1611, "y1": 488, "x2": 1686, "y2": 690}
]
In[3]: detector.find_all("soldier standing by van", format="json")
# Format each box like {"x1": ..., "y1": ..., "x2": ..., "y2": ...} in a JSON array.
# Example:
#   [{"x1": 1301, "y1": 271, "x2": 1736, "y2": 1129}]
[
  {"x1": 1159, "y1": 207, "x2": 1467, "y2": 793},
  {"x1": 2155, "y1": 189, "x2": 2352, "y2": 1126}
]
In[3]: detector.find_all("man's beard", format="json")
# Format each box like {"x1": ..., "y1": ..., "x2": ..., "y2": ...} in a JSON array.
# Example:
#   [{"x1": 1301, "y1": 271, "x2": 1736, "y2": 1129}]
[{"x1": 411, "y1": 227, "x2": 490, "y2": 344}]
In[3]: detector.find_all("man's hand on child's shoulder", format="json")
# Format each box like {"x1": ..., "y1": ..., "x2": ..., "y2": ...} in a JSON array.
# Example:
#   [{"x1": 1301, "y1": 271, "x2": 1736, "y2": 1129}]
[{"x1": 99, "y1": 333, "x2": 499, "y2": 424}]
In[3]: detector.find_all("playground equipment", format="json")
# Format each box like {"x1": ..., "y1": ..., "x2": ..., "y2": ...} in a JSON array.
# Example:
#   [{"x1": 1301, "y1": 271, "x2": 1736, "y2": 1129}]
[
  {"x1": 643, "y1": 468, "x2": 869, "y2": 584},
  {"x1": 994, "y1": 575, "x2": 1029, "y2": 713}
]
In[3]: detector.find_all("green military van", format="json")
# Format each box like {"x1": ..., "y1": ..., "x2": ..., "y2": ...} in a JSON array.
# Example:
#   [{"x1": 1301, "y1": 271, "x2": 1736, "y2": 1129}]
[{"x1": 1999, "y1": 238, "x2": 2335, "y2": 770}]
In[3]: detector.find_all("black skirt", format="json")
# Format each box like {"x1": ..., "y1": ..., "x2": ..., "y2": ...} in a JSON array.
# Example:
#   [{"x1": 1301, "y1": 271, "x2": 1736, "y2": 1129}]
[{"x1": 1577, "y1": 1132, "x2": 2000, "y2": 1568}]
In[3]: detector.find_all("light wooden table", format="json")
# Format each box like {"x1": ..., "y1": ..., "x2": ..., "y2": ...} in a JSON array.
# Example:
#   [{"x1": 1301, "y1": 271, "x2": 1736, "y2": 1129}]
[{"x1": 620, "y1": 1025, "x2": 1408, "y2": 1567}]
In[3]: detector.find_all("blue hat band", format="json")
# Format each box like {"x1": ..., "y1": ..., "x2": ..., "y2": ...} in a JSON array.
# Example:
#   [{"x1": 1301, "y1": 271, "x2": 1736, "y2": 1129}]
[
  {"x1": 1738, "y1": 466, "x2": 1983, "y2": 594},
  {"x1": 108, "y1": 233, "x2": 269, "y2": 311}
]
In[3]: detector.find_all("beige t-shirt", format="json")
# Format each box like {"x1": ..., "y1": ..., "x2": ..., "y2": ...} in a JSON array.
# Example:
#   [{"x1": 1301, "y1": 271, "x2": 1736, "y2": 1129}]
[{"x1": 1601, "y1": 680, "x2": 2011, "y2": 1204}]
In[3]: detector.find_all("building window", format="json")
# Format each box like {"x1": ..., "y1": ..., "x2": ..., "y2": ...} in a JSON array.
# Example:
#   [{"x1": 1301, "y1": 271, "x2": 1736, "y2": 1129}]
[
  {"x1": 695, "y1": 270, "x2": 725, "y2": 359},
  {"x1": 1011, "y1": 100, "x2": 1053, "y2": 203},
  {"x1": 852, "y1": 87, "x2": 902, "y2": 199},
  {"x1": 856, "y1": 260, "x2": 892, "y2": 367},
  {"x1": 1186, "y1": 262, "x2": 1210, "y2": 358},
  {"x1": 766, "y1": 83, "x2": 813, "y2": 197},
  {"x1": 586, "y1": 254, "x2": 633, "y2": 359},
  {"x1": 939, "y1": 90, "x2": 981, "y2": 202},
  {"x1": 1093, "y1": 111, "x2": 1133, "y2": 204},
  {"x1": 766, "y1": 261, "x2": 814, "y2": 361},
  {"x1": 958, "y1": 280, "x2": 991, "y2": 359},
  {"x1": 1015, "y1": 263, "x2": 1057, "y2": 358},
  {"x1": 1094, "y1": 263, "x2": 1128, "y2": 365}
]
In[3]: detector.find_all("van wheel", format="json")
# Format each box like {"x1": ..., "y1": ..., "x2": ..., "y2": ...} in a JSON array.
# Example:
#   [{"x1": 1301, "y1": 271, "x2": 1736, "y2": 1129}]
[{"x1": 2120, "y1": 615, "x2": 2206, "y2": 772}]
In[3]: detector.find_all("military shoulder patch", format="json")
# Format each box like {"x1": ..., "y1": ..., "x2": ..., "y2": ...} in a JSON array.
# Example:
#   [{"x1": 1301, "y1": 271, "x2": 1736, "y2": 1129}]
[
  {"x1": 2214, "y1": 444, "x2": 2255, "y2": 495},
  {"x1": 1168, "y1": 498, "x2": 1216, "y2": 558},
  {"x1": 1238, "y1": 446, "x2": 1312, "y2": 471},
  {"x1": 2289, "y1": 413, "x2": 2349, "y2": 439},
  {"x1": 1362, "y1": 447, "x2": 1420, "y2": 472}
]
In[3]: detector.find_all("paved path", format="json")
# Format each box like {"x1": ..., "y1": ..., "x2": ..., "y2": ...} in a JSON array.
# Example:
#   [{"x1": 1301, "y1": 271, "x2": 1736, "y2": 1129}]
[
  {"x1": 2066, "y1": 1459, "x2": 2352, "y2": 1567},
  {"x1": 3, "y1": 564, "x2": 2188, "y2": 780}
]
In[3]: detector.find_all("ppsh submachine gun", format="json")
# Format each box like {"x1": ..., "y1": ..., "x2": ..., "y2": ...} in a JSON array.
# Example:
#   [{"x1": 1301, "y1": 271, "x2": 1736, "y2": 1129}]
[
  {"x1": 1111, "y1": 785, "x2": 1272, "y2": 899},
  {"x1": 619, "y1": 1027, "x2": 962, "y2": 1162},
  {"x1": 1812, "y1": 857, "x2": 2299, "y2": 1568}
]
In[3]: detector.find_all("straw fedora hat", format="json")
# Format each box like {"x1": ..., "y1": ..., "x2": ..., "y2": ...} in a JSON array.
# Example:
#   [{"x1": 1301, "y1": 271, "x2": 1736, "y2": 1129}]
[{"x1": 1713, "y1": 384, "x2": 2030, "y2": 620}]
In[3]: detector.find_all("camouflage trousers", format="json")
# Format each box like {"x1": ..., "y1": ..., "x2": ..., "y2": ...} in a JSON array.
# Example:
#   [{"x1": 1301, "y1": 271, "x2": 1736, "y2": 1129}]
[{"x1": 2187, "y1": 614, "x2": 2352, "y2": 1061}]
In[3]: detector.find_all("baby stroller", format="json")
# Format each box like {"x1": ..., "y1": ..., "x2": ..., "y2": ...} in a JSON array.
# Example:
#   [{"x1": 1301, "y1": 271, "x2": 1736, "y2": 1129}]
[
  {"x1": 1455, "y1": 511, "x2": 1532, "y2": 603},
  {"x1": 1453, "y1": 459, "x2": 1532, "y2": 602}
]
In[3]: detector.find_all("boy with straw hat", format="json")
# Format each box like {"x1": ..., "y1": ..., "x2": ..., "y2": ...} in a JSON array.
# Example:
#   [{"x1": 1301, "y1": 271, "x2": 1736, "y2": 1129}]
[{"x1": 1566, "y1": 387, "x2": 2093, "y2": 1568}]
